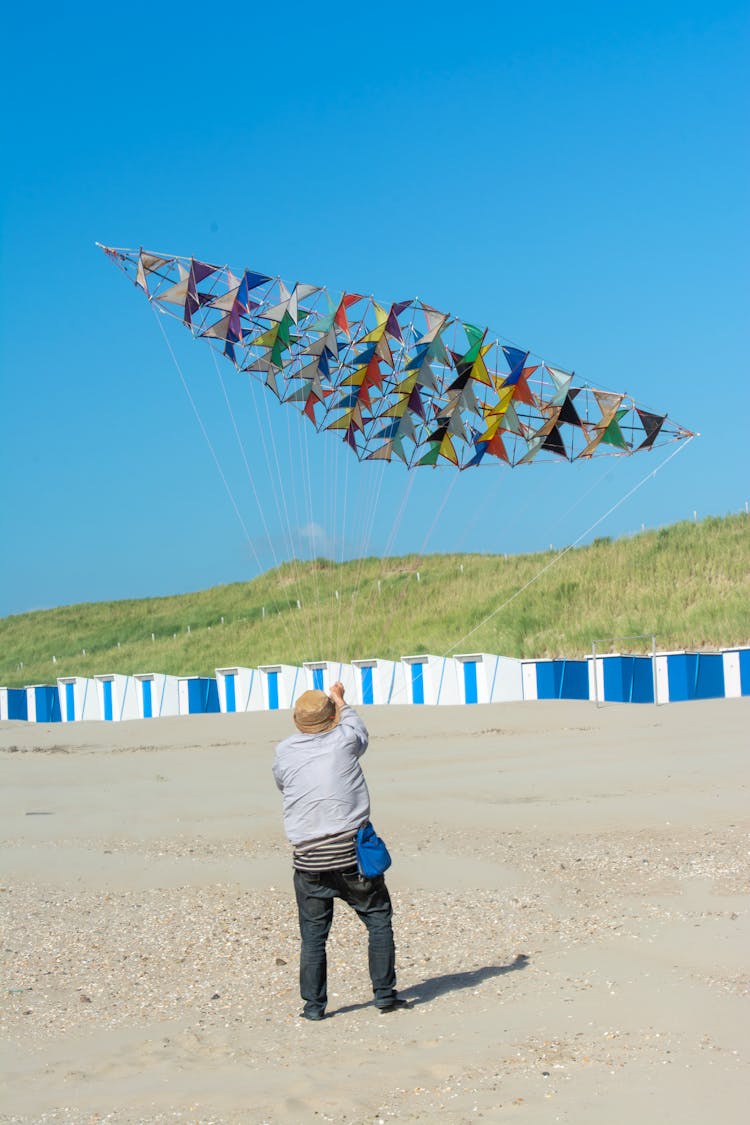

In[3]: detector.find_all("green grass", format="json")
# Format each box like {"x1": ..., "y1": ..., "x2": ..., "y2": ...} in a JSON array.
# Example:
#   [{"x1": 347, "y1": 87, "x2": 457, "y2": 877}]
[{"x1": 2, "y1": 514, "x2": 748, "y2": 688}]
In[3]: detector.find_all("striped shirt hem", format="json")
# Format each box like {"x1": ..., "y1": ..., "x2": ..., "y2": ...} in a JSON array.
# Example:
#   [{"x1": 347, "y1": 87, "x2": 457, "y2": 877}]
[{"x1": 293, "y1": 828, "x2": 358, "y2": 873}]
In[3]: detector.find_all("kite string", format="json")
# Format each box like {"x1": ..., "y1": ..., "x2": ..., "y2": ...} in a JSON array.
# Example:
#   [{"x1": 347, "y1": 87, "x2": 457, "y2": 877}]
[
  {"x1": 209, "y1": 347, "x2": 283, "y2": 570},
  {"x1": 340, "y1": 459, "x2": 393, "y2": 661},
  {"x1": 299, "y1": 400, "x2": 326, "y2": 658},
  {"x1": 354, "y1": 470, "x2": 461, "y2": 660},
  {"x1": 331, "y1": 300, "x2": 377, "y2": 661},
  {"x1": 247, "y1": 357, "x2": 319, "y2": 654},
  {"x1": 348, "y1": 468, "x2": 418, "y2": 641},
  {"x1": 334, "y1": 458, "x2": 391, "y2": 662},
  {"x1": 344, "y1": 302, "x2": 426, "y2": 637},
  {"x1": 335, "y1": 414, "x2": 349, "y2": 660},
  {"x1": 442, "y1": 436, "x2": 695, "y2": 657},
  {"x1": 153, "y1": 307, "x2": 310, "y2": 656},
  {"x1": 210, "y1": 337, "x2": 309, "y2": 650},
  {"x1": 210, "y1": 349, "x2": 314, "y2": 637},
  {"x1": 152, "y1": 308, "x2": 254, "y2": 548}
]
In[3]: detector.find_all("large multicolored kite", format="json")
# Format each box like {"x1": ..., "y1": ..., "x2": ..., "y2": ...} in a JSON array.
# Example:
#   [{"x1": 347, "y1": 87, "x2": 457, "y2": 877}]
[{"x1": 100, "y1": 245, "x2": 693, "y2": 468}]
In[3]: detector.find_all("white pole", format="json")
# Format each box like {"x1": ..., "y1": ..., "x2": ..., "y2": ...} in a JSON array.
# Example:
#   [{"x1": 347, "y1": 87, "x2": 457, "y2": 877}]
[{"x1": 592, "y1": 640, "x2": 599, "y2": 709}]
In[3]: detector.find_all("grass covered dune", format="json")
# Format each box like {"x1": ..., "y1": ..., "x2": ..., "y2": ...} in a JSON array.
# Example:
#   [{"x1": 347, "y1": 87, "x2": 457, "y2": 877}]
[{"x1": 2, "y1": 513, "x2": 748, "y2": 688}]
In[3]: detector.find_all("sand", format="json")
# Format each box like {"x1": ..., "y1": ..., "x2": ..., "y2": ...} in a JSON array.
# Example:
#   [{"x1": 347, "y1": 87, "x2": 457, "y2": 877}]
[{"x1": 0, "y1": 699, "x2": 747, "y2": 1124}]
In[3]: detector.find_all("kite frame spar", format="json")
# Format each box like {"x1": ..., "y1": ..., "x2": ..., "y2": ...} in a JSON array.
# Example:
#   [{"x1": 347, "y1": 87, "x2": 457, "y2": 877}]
[{"x1": 99, "y1": 245, "x2": 694, "y2": 471}]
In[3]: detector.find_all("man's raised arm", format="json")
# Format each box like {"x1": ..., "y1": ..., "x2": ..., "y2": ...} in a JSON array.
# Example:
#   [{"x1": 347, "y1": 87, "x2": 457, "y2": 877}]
[{"x1": 329, "y1": 681, "x2": 368, "y2": 755}]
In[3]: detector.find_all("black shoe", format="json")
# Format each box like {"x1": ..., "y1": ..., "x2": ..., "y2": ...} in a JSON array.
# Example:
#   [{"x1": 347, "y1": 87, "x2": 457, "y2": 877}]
[
  {"x1": 300, "y1": 1009, "x2": 326, "y2": 1021},
  {"x1": 377, "y1": 997, "x2": 411, "y2": 1013}
]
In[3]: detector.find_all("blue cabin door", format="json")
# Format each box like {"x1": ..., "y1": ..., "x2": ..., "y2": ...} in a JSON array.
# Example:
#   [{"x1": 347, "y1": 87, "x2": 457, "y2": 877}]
[
  {"x1": 187, "y1": 679, "x2": 202, "y2": 713},
  {"x1": 411, "y1": 663, "x2": 425, "y2": 704},
  {"x1": 694, "y1": 654, "x2": 724, "y2": 699},
  {"x1": 37, "y1": 687, "x2": 61, "y2": 722},
  {"x1": 102, "y1": 680, "x2": 113, "y2": 721},
  {"x1": 8, "y1": 690, "x2": 28, "y2": 720},
  {"x1": 65, "y1": 681, "x2": 75, "y2": 721},
  {"x1": 463, "y1": 661, "x2": 478, "y2": 704},
  {"x1": 603, "y1": 658, "x2": 627, "y2": 702},
  {"x1": 224, "y1": 673, "x2": 236, "y2": 713},
  {"x1": 205, "y1": 679, "x2": 219, "y2": 712},
  {"x1": 361, "y1": 665, "x2": 374, "y2": 704},
  {"x1": 267, "y1": 671, "x2": 279, "y2": 710},
  {"x1": 312, "y1": 667, "x2": 324, "y2": 690},
  {"x1": 142, "y1": 679, "x2": 153, "y2": 718},
  {"x1": 740, "y1": 650, "x2": 750, "y2": 695}
]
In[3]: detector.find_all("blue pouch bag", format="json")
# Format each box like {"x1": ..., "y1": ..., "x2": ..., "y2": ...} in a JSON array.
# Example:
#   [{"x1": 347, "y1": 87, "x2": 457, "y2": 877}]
[{"x1": 355, "y1": 821, "x2": 392, "y2": 878}]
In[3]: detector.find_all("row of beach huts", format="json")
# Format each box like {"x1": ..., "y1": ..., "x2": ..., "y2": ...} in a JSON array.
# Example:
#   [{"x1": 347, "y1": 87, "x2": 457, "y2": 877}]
[{"x1": 1, "y1": 647, "x2": 749, "y2": 722}]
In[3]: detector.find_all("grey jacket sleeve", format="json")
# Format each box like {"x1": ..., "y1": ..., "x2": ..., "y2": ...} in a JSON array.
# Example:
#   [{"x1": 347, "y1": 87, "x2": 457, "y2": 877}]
[
  {"x1": 338, "y1": 704, "x2": 369, "y2": 756},
  {"x1": 272, "y1": 754, "x2": 284, "y2": 791}
]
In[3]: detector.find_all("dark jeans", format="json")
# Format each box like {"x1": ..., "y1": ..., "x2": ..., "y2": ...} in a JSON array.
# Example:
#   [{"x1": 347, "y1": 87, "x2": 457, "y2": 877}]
[{"x1": 293, "y1": 868, "x2": 397, "y2": 1016}]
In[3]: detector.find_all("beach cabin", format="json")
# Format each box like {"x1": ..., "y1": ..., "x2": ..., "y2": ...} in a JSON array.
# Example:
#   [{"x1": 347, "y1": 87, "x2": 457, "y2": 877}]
[
  {"x1": 25, "y1": 684, "x2": 61, "y2": 723},
  {"x1": 0, "y1": 687, "x2": 28, "y2": 721},
  {"x1": 178, "y1": 676, "x2": 220, "y2": 716},
  {"x1": 302, "y1": 661, "x2": 357, "y2": 698},
  {"x1": 452, "y1": 653, "x2": 525, "y2": 704},
  {"x1": 522, "y1": 658, "x2": 589, "y2": 702},
  {"x1": 57, "y1": 676, "x2": 100, "y2": 722},
  {"x1": 653, "y1": 651, "x2": 725, "y2": 703},
  {"x1": 133, "y1": 673, "x2": 180, "y2": 719},
  {"x1": 722, "y1": 647, "x2": 750, "y2": 698},
  {"x1": 587, "y1": 653, "x2": 655, "y2": 704},
  {"x1": 350, "y1": 659, "x2": 405, "y2": 706},
  {"x1": 400, "y1": 655, "x2": 453, "y2": 705},
  {"x1": 215, "y1": 667, "x2": 264, "y2": 712},
  {"x1": 258, "y1": 664, "x2": 302, "y2": 711},
  {"x1": 94, "y1": 674, "x2": 139, "y2": 722}
]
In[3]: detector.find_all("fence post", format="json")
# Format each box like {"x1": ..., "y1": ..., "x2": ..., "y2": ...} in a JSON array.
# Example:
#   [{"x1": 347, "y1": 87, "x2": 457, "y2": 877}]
[{"x1": 592, "y1": 639, "x2": 599, "y2": 708}]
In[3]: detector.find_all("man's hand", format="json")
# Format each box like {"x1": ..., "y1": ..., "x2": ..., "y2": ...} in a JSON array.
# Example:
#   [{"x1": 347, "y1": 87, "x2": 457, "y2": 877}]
[{"x1": 328, "y1": 681, "x2": 345, "y2": 707}]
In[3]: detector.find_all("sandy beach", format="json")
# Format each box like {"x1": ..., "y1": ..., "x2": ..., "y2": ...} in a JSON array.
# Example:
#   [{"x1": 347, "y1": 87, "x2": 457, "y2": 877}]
[{"x1": 0, "y1": 699, "x2": 747, "y2": 1124}]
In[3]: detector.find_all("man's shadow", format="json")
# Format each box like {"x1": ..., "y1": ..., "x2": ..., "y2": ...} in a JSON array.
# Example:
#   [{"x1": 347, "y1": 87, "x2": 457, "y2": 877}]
[
  {"x1": 333, "y1": 953, "x2": 529, "y2": 1016},
  {"x1": 399, "y1": 952, "x2": 529, "y2": 1006}
]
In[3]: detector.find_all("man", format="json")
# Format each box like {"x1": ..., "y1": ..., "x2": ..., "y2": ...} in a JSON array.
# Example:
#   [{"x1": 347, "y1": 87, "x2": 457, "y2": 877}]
[{"x1": 272, "y1": 680, "x2": 407, "y2": 1020}]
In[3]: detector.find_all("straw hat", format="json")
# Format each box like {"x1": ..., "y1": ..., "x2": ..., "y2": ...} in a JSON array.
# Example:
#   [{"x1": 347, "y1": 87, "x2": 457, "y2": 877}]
[{"x1": 293, "y1": 690, "x2": 340, "y2": 734}]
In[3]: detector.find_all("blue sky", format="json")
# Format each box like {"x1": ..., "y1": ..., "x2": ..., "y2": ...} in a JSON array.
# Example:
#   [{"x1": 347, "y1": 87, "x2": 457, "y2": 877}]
[{"x1": 1, "y1": 0, "x2": 748, "y2": 618}]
